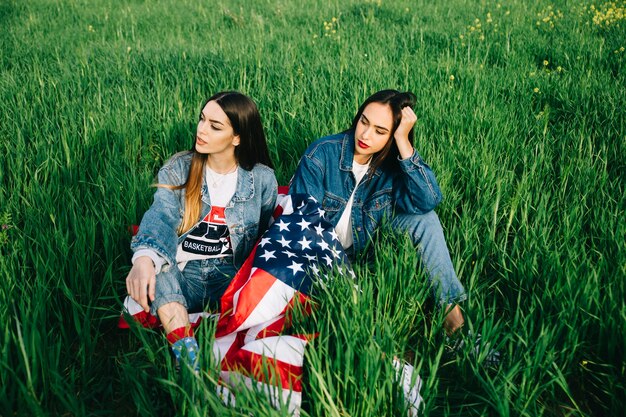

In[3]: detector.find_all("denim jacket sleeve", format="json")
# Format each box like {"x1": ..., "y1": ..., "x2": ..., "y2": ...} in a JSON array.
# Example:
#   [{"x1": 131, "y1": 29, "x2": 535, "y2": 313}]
[
  {"x1": 259, "y1": 171, "x2": 278, "y2": 238},
  {"x1": 289, "y1": 152, "x2": 325, "y2": 203},
  {"x1": 130, "y1": 161, "x2": 184, "y2": 268},
  {"x1": 393, "y1": 149, "x2": 443, "y2": 214}
]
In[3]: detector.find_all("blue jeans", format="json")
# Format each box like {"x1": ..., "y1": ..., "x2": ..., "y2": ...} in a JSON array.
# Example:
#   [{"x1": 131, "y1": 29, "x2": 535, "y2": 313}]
[
  {"x1": 150, "y1": 257, "x2": 237, "y2": 315},
  {"x1": 390, "y1": 211, "x2": 466, "y2": 305}
]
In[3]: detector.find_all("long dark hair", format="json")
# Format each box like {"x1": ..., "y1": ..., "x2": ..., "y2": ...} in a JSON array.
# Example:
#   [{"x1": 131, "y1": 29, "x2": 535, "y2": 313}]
[
  {"x1": 165, "y1": 91, "x2": 274, "y2": 234},
  {"x1": 201, "y1": 91, "x2": 274, "y2": 170},
  {"x1": 349, "y1": 89, "x2": 416, "y2": 173}
]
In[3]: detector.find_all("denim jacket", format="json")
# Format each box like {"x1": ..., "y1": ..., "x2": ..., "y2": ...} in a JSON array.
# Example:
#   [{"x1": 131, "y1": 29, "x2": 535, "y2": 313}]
[
  {"x1": 131, "y1": 151, "x2": 277, "y2": 270},
  {"x1": 290, "y1": 132, "x2": 442, "y2": 253}
]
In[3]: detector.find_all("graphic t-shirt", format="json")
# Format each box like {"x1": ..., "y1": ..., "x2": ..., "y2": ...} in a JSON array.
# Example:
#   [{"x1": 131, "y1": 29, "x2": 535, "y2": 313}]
[{"x1": 176, "y1": 166, "x2": 238, "y2": 267}]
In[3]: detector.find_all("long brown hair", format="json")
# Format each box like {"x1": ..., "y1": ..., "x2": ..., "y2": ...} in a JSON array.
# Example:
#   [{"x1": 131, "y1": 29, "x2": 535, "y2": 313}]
[
  {"x1": 348, "y1": 89, "x2": 417, "y2": 174},
  {"x1": 162, "y1": 91, "x2": 273, "y2": 235}
]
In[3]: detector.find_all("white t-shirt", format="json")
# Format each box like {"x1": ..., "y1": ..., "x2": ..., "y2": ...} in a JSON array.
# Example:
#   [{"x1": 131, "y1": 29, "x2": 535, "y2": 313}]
[{"x1": 335, "y1": 160, "x2": 370, "y2": 249}]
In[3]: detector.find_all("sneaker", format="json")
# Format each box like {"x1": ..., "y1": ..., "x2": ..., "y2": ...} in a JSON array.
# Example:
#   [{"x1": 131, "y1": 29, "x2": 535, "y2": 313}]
[
  {"x1": 445, "y1": 331, "x2": 501, "y2": 367},
  {"x1": 392, "y1": 358, "x2": 423, "y2": 416},
  {"x1": 171, "y1": 336, "x2": 200, "y2": 373}
]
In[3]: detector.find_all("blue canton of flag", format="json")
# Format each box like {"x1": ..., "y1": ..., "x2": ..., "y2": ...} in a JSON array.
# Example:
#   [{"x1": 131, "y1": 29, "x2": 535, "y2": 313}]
[{"x1": 253, "y1": 194, "x2": 355, "y2": 296}]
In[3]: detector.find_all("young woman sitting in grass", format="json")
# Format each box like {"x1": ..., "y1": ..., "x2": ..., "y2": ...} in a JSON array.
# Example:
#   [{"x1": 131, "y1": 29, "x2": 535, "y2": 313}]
[
  {"x1": 126, "y1": 91, "x2": 277, "y2": 369},
  {"x1": 290, "y1": 89, "x2": 466, "y2": 334}
]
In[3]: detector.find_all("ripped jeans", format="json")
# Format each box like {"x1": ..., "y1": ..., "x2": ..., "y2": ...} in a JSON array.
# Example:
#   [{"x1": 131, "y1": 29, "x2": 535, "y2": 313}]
[{"x1": 150, "y1": 257, "x2": 237, "y2": 316}]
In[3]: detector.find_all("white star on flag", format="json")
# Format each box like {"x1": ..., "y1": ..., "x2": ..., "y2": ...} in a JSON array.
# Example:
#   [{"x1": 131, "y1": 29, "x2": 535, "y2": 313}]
[
  {"x1": 323, "y1": 254, "x2": 333, "y2": 266},
  {"x1": 317, "y1": 208, "x2": 325, "y2": 218},
  {"x1": 259, "y1": 237, "x2": 272, "y2": 247},
  {"x1": 287, "y1": 261, "x2": 304, "y2": 275},
  {"x1": 303, "y1": 253, "x2": 316, "y2": 262},
  {"x1": 298, "y1": 236, "x2": 312, "y2": 250},
  {"x1": 314, "y1": 223, "x2": 324, "y2": 237},
  {"x1": 276, "y1": 219, "x2": 290, "y2": 231},
  {"x1": 330, "y1": 247, "x2": 341, "y2": 259},
  {"x1": 282, "y1": 250, "x2": 296, "y2": 258},
  {"x1": 260, "y1": 250, "x2": 276, "y2": 261},
  {"x1": 277, "y1": 236, "x2": 292, "y2": 248},
  {"x1": 328, "y1": 229, "x2": 339, "y2": 242},
  {"x1": 318, "y1": 240, "x2": 330, "y2": 251},
  {"x1": 296, "y1": 218, "x2": 311, "y2": 231},
  {"x1": 309, "y1": 264, "x2": 320, "y2": 275}
]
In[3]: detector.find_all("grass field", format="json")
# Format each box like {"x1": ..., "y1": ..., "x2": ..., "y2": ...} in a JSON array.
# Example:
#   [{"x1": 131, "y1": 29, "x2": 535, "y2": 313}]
[{"x1": 1, "y1": 0, "x2": 624, "y2": 415}]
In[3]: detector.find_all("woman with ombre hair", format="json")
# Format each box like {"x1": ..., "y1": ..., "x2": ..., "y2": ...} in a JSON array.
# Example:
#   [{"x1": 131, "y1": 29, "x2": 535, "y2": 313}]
[{"x1": 127, "y1": 91, "x2": 277, "y2": 369}]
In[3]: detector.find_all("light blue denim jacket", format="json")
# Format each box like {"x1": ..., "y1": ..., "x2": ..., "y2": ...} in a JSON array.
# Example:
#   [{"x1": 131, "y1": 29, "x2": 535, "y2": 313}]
[
  {"x1": 290, "y1": 131, "x2": 443, "y2": 254},
  {"x1": 131, "y1": 151, "x2": 277, "y2": 270}
]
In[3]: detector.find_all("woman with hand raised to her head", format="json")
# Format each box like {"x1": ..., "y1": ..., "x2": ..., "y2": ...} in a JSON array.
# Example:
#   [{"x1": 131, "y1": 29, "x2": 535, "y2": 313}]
[
  {"x1": 126, "y1": 91, "x2": 277, "y2": 370},
  {"x1": 290, "y1": 89, "x2": 466, "y2": 334}
]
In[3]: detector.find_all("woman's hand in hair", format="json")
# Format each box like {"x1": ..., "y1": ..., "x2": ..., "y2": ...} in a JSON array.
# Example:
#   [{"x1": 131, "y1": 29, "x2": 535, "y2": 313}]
[
  {"x1": 394, "y1": 106, "x2": 417, "y2": 159},
  {"x1": 126, "y1": 256, "x2": 156, "y2": 313}
]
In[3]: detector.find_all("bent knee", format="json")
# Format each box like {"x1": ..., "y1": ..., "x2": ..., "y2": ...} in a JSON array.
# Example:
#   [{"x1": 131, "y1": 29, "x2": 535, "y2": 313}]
[{"x1": 392, "y1": 211, "x2": 444, "y2": 240}]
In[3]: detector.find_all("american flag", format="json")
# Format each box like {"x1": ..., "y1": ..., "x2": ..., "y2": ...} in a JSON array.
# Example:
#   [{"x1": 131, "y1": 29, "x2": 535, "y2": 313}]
[{"x1": 213, "y1": 192, "x2": 355, "y2": 414}]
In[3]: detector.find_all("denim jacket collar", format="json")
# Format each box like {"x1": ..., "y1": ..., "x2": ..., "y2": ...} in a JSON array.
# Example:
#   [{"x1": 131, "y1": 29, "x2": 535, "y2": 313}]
[
  {"x1": 201, "y1": 165, "x2": 254, "y2": 206},
  {"x1": 339, "y1": 132, "x2": 354, "y2": 172},
  {"x1": 231, "y1": 167, "x2": 254, "y2": 202}
]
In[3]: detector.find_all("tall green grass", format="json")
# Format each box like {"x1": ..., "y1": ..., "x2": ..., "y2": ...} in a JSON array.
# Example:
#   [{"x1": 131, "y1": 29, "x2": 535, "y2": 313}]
[{"x1": 1, "y1": 0, "x2": 624, "y2": 415}]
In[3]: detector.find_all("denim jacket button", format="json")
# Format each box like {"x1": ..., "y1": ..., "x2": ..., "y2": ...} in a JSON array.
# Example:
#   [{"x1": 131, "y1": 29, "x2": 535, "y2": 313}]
[{"x1": 356, "y1": 227, "x2": 362, "y2": 231}]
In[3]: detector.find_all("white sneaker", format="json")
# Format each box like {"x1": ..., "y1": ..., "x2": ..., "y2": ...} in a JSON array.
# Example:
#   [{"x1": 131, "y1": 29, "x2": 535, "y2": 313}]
[{"x1": 393, "y1": 358, "x2": 423, "y2": 416}]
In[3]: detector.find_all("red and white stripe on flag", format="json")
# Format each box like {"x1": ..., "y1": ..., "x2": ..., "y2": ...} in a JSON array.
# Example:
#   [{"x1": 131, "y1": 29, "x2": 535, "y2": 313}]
[{"x1": 218, "y1": 335, "x2": 309, "y2": 415}]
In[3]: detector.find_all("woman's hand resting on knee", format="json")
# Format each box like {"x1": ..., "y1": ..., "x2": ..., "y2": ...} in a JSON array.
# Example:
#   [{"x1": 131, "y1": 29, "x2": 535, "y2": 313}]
[{"x1": 126, "y1": 256, "x2": 156, "y2": 313}]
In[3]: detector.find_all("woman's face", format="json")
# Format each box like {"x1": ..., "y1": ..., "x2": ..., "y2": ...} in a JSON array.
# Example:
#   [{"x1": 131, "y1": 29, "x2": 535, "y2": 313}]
[
  {"x1": 353, "y1": 102, "x2": 393, "y2": 164},
  {"x1": 195, "y1": 100, "x2": 240, "y2": 157}
]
